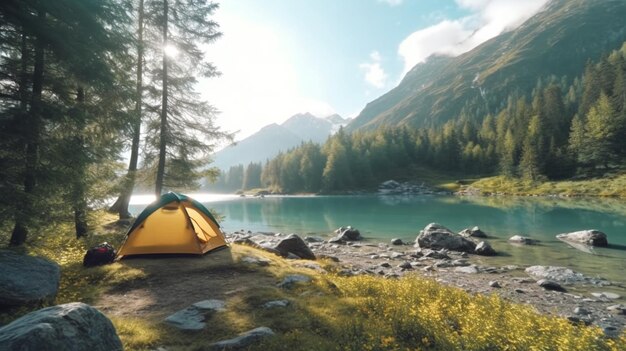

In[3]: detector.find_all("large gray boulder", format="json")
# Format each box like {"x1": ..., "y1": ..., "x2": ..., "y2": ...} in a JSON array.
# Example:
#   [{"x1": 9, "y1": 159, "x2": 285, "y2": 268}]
[
  {"x1": 415, "y1": 223, "x2": 476, "y2": 253},
  {"x1": 273, "y1": 234, "x2": 316, "y2": 260},
  {"x1": 329, "y1": 226, "x2": 362, "y2": 243},
  {"x1": 0, "y1": 250, "x2": 61, "y2": 307},
  {"x1": 0, "y1": 302, "x2": 122, "y2": 351},
  {"x1": 556, "y1": 230, "x2": 608, "y2": 247}
]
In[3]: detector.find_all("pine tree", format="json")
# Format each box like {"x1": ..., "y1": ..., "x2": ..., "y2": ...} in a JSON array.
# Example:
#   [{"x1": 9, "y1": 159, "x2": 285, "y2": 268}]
[
  {"x1": 519, "y1": 115, "x2": 543, "y2": 180},
  {"x1": 1, "y1": 0, "x2": 133, "y2": 244},
  {"x1": 146, "y1": 0, "x2": 231, "y2": 196},
  {"x1": 580, "y1": 93, "x2": 618, "y2": 169},
  {"x1": 242, "y1": 163, "x2": 263, "y2": 190},
  {"x1": 568, "y1": 114, "x2": 586, "y2": 167},
  {"x1": 500, "y1": 129, "x2": 516, "y2": 177}
]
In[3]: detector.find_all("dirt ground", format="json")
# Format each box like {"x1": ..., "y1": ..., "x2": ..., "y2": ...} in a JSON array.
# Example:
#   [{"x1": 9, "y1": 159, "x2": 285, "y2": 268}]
[{"x1": 94, "y1": 247, "x2": 279, "y2": 319}]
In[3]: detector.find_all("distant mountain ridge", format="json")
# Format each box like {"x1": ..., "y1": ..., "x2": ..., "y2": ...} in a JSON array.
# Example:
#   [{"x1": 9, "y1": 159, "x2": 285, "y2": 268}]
[
  {"x1": 347, "y1": 0, "x2": 626, "y2": 131},
  {"x1": 211, "y1": 113, "x2": 350, "y2": 170}
]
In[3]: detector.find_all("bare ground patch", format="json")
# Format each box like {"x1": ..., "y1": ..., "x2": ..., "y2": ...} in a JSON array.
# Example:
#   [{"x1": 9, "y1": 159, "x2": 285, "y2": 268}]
[{"x1": 94, "y1": 246, "x2": 279, "y2": 319}]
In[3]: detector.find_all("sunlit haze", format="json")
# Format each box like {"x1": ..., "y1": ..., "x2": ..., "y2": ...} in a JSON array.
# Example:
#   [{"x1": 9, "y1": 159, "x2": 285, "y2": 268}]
[
  {"x1": 163, "y1": 43, "x2": 179, "y2": 58},
  {"x1": 199, "y1": 0, "x2": 548, "y2": 143}
]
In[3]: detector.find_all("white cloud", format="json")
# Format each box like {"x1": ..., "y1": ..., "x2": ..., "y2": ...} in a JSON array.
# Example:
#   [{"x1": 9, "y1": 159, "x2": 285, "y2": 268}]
[
  {"x1": 360, "y1": 50, "x2": 388, "y2": 89},
  {"x1": 198, "y1": 12, "x2": 335, "y2": 142},
  {"x1": 398, "y1": 0, "x2": 549, "y2": 75},
  {"x1": 378, "y1": 0, "x2": 403, "y2": 6}
]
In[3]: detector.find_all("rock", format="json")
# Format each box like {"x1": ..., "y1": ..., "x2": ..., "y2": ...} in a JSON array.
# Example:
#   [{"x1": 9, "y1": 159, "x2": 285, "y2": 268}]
[
  {"x1": 591, "y1": 292, "x2": 621, "y2": 300},
  {"x1": 421, "y1": 248, "x2": 450, "y2": 259},
  {"x1": 459, "y1": 226, "x2": 487, "y2": 238},
  {"x1": 0, "y1": 250, "x2": 61, "y2": 307},
  {"x1": 525, "y1": 266, "x2": 586, "y2": 283},
  {"x1": 379, "y1": 262, "x2": 391, "y2": 268},
  {"x1": 330, "y1": 226, "x2": 362, "y2": 242},
  {"x1": 304, "y1": 236, "x2": 324, "y2": 243},
  {"x1": 537, "y1": 279, "x2": 567, "y2": 292},
  {"x1": 574, "y1": 307, "x2": 589, "y2": 315},
  {"x1": 434, "y1": 260, "x2": 453, "y2": 268},
  {"x1": 273, "y1": 234, "x2": 316, "y2": 260},
  {"x1": 508, "y1": 235, "x2": 538, "y2": 245},
  {"x1": 598, "y1": 323, "x2": 621, "y2": 338},
  {"x1": 210, "y1": 327, "x2": 275, "y2": 350},
  {"x1": 240, "y1": 256, "x2": 271, "y2": 266},
  {"x1": 0, "y1": 302, "x2": 122, "y2": 351},
  {"x1": 390, "y1": 238, "x2": 403, "y2": 245},
  {"x1": 415, "y1": 223, "x2": 477, "y2": 253},
  {"x1": 451, "y1": 259, "x2": 470, "y2": 267},
  {"x1": 455, "y1": 266, "x2": 478, "y2": 274},
  {"x1": 390, "y1": 252, "x2": 404, "y2": 259},
  {"x1": 262, "y1": 300, "x2": 290, "y2": 309},
  {"x1": 165, "y1": 299, "x2": 226, "y2": 331},
  {"x1": 277, "y1": 275, "x2": 311, "y2": 289},
  {"x1": 566, "y1": 316, "x2": 591, "y2": 326},
  {"x1": 474, "y1": 241, "x2": 497, "y2": 256},
  {"x1": 606, "y1": 304, "x2": 626, "y2": 315},
  {"x1": 398, "y1": 261, "x2": 412, "y2": 269},
  {"x1": 556, "y1": 230, "x2": 608, "y2": 247},
  {"x1": 317, "y1": 254, "x2": 340, "y2": 262},
  {"x1": 193, "y1": 299, "x2": 227, "y2": 311},
  {"x1": 489, "y1": 281, "x2": 501, "y2": 288}
]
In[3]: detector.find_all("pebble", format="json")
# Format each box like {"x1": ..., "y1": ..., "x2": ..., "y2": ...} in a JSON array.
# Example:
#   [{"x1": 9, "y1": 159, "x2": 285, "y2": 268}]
[
  {"x1": 489, "y1": 281, "x2": 501, "y2": 288},
  {"x1": 591, "y1": 292, "x2": 622, "y2": 300},
  {"x1": 607, "y1": 304, "x2": 626, "y2": 315},
  {"x1": 398, "y1": 261, "x2": 412, "y2": 269},
  {"x1": 537, "y1": 279, "x2": 567, "y2": 292},
  {"x1": 391, "y1": 238, "x2": 403, "y2": 245},
  {"x1": 454, "y1": 266, "x2": 478, "y2": 274},
  {"x1": 574, "y1": 307, "x2": 589, "y2": 315}
]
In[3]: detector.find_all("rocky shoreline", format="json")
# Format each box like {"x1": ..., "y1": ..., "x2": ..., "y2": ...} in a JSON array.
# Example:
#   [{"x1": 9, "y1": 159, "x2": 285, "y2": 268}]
[{"x1": 227, "y1": 227, "x2": 626, "y2": 338}]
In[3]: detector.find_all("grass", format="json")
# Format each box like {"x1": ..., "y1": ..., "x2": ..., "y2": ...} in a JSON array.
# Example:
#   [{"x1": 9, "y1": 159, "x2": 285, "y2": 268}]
[
  {"x1": 1, "y1": 214, "x2": 625, "y2": 350},
  {"x1": 470, "y1": 174, "x2": 626, "y2": 197}
]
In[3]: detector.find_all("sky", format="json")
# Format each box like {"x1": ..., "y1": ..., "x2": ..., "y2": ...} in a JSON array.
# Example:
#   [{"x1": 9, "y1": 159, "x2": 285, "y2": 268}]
[{"x1": 200, "y1": 0, "x2": 549, "y2": 143}]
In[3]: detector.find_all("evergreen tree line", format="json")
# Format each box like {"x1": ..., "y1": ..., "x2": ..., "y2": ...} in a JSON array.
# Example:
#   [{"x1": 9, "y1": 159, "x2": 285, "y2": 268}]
[
  {"x1": 207, "y1": 162, "x2": 263, "y2": 193},
  {"x1": 0, "y1": 0, "x2": 228, "y2": 245},
  {"x1": 257, "y1": 43, "x2": 626, "y2": 193}
]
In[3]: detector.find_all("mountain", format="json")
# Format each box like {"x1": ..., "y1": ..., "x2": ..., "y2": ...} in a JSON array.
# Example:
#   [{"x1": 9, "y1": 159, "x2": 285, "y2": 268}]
[
  {"x1": 281, "y1": 112, "x2": 334, "y2": 143},
  {"x1": 211, "y1": 113, "x2": 349, "y2": 170},
  {"x1": 347, "y1": 0, "x2": 626, "y2": 131}
]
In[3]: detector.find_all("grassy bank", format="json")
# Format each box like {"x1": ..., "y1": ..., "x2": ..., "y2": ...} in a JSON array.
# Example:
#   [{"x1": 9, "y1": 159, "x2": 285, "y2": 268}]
[
  {"x1": 1, "y1": 218, "x2": 625, "y2": 350},
  {"x1": 469, "y1": 174, "x2": 626, "y2": 197}
]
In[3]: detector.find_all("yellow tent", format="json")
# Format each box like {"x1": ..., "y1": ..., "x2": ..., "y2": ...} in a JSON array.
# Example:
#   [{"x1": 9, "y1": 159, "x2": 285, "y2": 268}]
[{"x1": 117, "y1": 192, "x2": 228, "y2": 258}]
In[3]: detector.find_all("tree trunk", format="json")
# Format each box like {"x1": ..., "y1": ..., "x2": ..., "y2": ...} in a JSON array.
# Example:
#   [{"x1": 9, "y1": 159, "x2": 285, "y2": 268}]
[
  {"x1": 11, "y1": 12, "x2": 45, "y2": 246},
  {"x1": 155, "y1": 0, "x2": 169, "y2": 197},
  {"x1": 74, "y1": 87, "x2": 88, "y2": 238},
  {"x1": 111, "y1": 0, "x2": 145, "y2": 217}
]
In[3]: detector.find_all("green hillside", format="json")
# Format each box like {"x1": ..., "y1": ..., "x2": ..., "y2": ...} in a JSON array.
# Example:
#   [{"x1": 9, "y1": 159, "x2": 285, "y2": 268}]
[{"x1": 348, "y1": 0, "x2": 626, "y2": 131}]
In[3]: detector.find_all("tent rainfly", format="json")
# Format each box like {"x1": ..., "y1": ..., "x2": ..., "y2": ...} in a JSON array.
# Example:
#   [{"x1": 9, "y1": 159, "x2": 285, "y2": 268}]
[{"x1": 117, "y1": 192, "x2": 228, "y2": 258}]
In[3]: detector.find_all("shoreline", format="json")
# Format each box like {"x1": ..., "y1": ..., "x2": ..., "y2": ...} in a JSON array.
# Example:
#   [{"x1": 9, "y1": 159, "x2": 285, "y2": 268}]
[{"x1": 227, "y1": 230, "x2": 626, "y2": 337}]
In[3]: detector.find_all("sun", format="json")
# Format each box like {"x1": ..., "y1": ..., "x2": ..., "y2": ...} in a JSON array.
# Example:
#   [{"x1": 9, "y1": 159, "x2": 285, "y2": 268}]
[{"x1": 164, "y1": 43, "x2": 179, "y2": 58}]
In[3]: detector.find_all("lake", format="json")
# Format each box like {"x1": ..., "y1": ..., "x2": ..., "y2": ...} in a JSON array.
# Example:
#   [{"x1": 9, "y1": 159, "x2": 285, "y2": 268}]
[{"x1": 129, "y1": 194, "x2": 626, "y2": 284}]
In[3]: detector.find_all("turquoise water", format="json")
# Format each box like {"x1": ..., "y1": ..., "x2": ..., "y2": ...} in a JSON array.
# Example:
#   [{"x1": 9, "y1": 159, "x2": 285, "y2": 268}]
[{"x1": 129, "y1": 194, "x2": 626, "y2": 284}]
